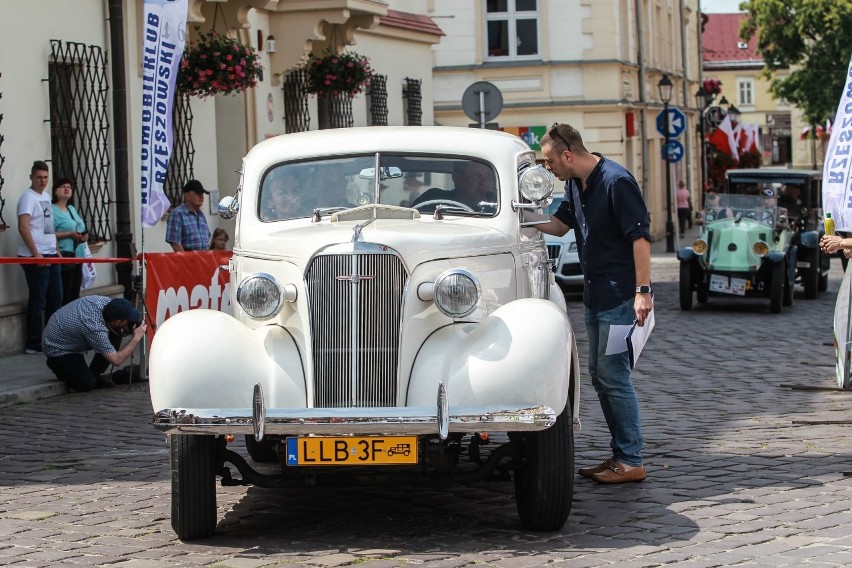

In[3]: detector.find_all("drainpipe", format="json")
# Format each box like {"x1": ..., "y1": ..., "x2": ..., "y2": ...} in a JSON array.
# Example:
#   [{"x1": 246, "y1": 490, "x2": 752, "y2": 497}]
[
  {"x1": 680, "y1": 0, "x2": 693, "y2": 187},
  {"x1": 635, "y1": 0, "x2": 649, "y2": 201},
  {"x1": 108, "y1": 0, "x2": 133, "y2": 298}
]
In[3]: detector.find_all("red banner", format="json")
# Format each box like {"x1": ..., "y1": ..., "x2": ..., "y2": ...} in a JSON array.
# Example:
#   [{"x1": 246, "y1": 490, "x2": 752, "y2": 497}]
[{"x1": 143, "y1": 251, "x2": 232, "y2": 335}]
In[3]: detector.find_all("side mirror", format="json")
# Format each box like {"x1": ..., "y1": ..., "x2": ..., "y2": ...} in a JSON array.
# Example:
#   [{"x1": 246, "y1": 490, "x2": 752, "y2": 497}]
[{"x1": 218, "y1": 196, "x2": 239, "y2": 219}]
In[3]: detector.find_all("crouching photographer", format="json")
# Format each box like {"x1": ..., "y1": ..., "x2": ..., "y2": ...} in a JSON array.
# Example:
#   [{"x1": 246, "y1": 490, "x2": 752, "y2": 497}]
[{"x1": 42, "y1": 296, "x2": 147, "y2": 391}]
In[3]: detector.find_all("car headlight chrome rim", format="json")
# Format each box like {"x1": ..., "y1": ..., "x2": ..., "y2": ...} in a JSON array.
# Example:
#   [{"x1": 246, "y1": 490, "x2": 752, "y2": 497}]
[
  {"x1": 693, "y1": 239, "x2": 708, "y2": 255},
  {"x1": 519, "y1": 164, "x2": 554, "y2": 203},
  {"x1": 433, "y1": 269, "x2": 481, "y2": 318},
  {"x1": 753, "y1": 241, "x2": 769, "y2": 257},
  {"x1": 237, "y1": 272, "x2": 282, "y2": 319}
]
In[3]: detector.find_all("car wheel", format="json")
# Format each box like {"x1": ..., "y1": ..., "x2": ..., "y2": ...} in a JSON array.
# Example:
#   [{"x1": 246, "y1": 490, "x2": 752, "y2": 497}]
[
  {"x1": 782, "y1": 265, "x2": 794, "y2": 307},
  {"x1": 513, "y1": 403, "x2": 573, "y2": 531},
  {"x1": 171, "y1": 434, "x2": 220, "y2": 540},
  {"x1": 679, "y1": 262, "x2": 693, "y2": 311},
  {"x1": 803, "y1": 248, "x2": 819, "y2": 299},
  {"x1": 244, "y1": 435, "x2": 278, "y2": 463},
  {"x1": 770, "y1": 261, "x2": 784, "y2": 314},
  {"x1": 819, "y1": 251, "x2": 829, "y2": 292}
]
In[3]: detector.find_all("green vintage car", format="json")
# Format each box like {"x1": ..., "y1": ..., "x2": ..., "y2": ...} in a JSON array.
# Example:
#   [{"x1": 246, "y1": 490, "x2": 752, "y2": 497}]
[{"x1": 678, "y1": 192, "x2": 794, "y2": 313}]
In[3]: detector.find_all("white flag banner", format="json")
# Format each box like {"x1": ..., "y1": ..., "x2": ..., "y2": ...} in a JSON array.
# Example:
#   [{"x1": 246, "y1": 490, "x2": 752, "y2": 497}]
[
  {"x1": 140, "y1": 0, "x2": 187, "y2": 228},
  {"x1": 822, "y1": 53, "x2": 852, "y2": 232}
]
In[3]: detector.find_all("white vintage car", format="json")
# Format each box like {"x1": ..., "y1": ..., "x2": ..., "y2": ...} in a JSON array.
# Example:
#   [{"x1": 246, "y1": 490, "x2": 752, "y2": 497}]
[{"x1": 150, "y1": 126, "x2": 581, "y2": 540}]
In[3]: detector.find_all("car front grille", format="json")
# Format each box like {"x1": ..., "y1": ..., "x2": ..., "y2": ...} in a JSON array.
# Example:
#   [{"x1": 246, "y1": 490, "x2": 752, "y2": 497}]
[
  {"x1": 305, "y1": 252, "x2": 408, "y2": 408},
  {"x1": 546, "y1": 244, "x2": 562, "y2": 259}
]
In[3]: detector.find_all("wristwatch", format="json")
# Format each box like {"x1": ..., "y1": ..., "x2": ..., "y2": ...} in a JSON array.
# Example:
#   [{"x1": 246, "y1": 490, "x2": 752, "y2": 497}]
[{"x1": 635, "y1": 285, "x2": 652, "y2": 294}]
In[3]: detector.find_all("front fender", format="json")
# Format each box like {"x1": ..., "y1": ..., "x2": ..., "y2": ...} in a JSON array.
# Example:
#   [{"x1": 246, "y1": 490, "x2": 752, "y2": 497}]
[
  {"x1": 677, "y1": 247, "x2": 696, "y2": 262},
  {"x1": 407, "y1": 299, "x2": 571, "y2": 415},
  {"x1": 149, "y1": 310, "x2": 306, "y2": 411},
  {"x1": 799, "y1": 230, "x2": 819, "y2": 250}
]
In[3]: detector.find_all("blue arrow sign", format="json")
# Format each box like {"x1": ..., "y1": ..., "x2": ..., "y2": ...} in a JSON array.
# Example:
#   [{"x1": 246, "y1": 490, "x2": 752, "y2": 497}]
[
  {"x1": 662, "y1": 140, "x2": 685, "y2": 163},
  {"x1": 656, "y1": 107, "x2": 687, "y2": 139}
]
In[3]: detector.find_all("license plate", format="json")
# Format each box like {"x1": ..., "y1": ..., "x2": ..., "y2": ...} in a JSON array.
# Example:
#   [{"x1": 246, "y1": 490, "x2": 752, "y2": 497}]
[
  {"x1": 709, "y1": 274, "x2": 747, "y2": 296},
  {"x1": 285, "y1": 436, "x2": 418, "y2": 466}
]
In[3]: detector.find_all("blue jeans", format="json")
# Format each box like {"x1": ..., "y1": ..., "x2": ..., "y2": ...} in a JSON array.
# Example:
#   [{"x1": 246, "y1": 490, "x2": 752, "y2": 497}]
[
  {"x1": 584, "y1": 299, "x2": 644, "y2": 466},
  {"x1": 21, "y1": 258, "x2": 63, "y2": 351}
]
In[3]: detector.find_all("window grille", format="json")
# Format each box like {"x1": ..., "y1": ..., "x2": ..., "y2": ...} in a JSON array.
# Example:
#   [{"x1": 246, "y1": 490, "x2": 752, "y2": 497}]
[
  {"x1": 327, "y1": 94, "x2": 354, "y2": 129},
  {"x1": 368, "y1": 74, "x2": 389, "y2": 126},
  {"x1": 48, "y1": 40, "x2": 111, "y2": 241},
  {"x1": 0, "y1": 73, "x2": 5, "y2": 228},
  {"x1": 164, "y1": 92, "x2": 195, "y2": 208},
  {"x1": 283, "y1": 68, "x2": 311, "y2": 133},
  {"x1": 403, "y1": 78, "x2": 423, "y2": 126}
]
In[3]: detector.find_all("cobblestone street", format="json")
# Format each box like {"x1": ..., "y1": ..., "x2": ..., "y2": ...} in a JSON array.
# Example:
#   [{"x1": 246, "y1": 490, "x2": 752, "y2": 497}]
[{"x1": 2, "y1": 256, "x2": 852, "y2": 567}]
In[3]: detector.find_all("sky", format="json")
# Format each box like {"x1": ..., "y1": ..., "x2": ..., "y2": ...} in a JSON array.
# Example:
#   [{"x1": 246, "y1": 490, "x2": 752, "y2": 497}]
[{"x1": 701, "y1": 0, "x2": 744, "y2": 14}]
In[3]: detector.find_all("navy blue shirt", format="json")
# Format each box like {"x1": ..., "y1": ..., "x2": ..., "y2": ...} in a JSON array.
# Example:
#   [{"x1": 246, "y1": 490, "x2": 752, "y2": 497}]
[{"x1": 553, "y1": 154, "x2": 651, "y2": 311}]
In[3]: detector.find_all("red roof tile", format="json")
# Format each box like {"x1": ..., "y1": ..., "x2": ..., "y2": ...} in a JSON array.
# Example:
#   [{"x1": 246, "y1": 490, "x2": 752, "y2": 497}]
[
  {"x1": 702, "y1": 13, "x2": 761, "y2": 67},
  {"x1": 380, "y1": 9, "x2": 444, "y2": 37}
]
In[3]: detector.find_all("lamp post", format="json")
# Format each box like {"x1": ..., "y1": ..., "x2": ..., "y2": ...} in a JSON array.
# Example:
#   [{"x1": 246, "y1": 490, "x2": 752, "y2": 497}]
[
  {"x1": 695, "y1": 86, "x2": 716, "y2": 195},
  {"x1": 659, "y1": 73, "x2": 675, "y2": 253}
]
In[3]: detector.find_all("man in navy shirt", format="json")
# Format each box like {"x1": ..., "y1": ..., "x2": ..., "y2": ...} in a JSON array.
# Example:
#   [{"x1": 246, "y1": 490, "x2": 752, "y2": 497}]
[{"x1": 534, "y1": 122, "x2": 652, "y2": 484}]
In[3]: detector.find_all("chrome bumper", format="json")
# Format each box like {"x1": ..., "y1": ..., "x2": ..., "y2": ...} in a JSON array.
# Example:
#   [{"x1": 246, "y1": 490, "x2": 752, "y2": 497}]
[{"x1": 152, "y1": 383, "x2": 557, "y2": 439}]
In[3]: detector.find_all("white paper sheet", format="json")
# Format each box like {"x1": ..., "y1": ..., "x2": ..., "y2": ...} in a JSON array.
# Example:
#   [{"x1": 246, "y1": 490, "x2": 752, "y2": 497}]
[{"x1": 605, "y1": 324, "x2": 632, "y2": 355}]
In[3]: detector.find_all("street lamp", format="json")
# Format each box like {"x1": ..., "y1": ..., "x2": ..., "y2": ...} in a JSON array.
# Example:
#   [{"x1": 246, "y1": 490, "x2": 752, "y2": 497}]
[
  {"x1": 695, "y1": 86, "x2": 716, "y2": 194},
  {"x1": 727, "y1": 104, "x2": 740, "y2": 124},
  {"x1": 658, "y1": 73, "x2": 675, "y2": 253}
]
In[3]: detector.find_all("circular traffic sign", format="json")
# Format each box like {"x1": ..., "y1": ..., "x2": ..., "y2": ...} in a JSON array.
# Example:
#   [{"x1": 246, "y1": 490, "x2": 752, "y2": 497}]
[{"x1": 461, "y1": 81, "x2": 503, "y2": 123}]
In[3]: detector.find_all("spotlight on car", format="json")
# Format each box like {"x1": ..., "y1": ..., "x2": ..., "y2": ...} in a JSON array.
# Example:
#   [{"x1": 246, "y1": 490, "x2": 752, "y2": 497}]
[
  {"x1": 433, "y1": 268, "x2": 481, "y2": 318},
  {"x1": 693, "y1": 239, "x2": 708, "y2": 255},
  {"x1": 753, "y1": 241, "x2": 769, "y2": 257},
  {"x1": 237, "y1": 273, "x2": 282, "y2": 318},
  {"x1": 519, "y1": 165, "x2": 554, "y2": 203}
]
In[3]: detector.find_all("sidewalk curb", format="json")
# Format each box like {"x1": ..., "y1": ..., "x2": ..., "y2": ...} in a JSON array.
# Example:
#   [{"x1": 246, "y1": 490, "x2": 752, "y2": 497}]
[{"x1": 0, "y1": 381, "x2": 68, "y2": 408}]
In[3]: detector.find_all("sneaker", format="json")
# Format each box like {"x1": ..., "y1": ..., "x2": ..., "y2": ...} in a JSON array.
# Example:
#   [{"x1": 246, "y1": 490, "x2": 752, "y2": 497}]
[
  {"x1": 24, "y1": 347, "x2": 42, "y2": 355},
  {"x1": 95, "y1": 375, "x2": 116, "y2": 389}
]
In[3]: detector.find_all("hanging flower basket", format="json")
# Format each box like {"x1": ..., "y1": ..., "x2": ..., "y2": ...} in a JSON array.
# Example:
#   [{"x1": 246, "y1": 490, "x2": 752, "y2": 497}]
[
  {"x1": 305, "y1": 49, "x2": 373, "y2": 99},
  {"x1": 177, "y1": 30, "x2": 263, "y2": 98}
]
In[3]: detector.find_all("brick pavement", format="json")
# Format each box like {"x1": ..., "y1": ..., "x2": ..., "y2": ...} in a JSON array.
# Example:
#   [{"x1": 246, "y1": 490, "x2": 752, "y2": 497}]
[{"x1": 2, "y1": 240, "x2": 852, "y2": 566}]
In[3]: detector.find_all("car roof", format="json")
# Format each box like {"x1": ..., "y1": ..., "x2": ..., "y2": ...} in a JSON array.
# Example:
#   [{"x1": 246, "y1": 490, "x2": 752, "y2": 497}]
[{"x1": 244, "y1": 126, "x2": 532, "y2": 169}]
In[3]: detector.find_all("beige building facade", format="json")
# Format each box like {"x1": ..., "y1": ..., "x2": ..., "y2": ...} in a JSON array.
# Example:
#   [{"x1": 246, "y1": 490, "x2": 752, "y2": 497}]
[
  {"x1": 0, "y1": 0, "x2": 442, "y2": 354},
  {"x1": 427, "y1": 0, "x2": 703, "y2": 244}
]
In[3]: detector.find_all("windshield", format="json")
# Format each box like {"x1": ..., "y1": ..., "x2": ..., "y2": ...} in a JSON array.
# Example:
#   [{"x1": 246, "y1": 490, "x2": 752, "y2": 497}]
[
  {"x1": 258, "y1": 155, "x2": 499, "y2": 221},
  {"x1": 704, "y1": 194, "x2": 778, "y2": 227}
]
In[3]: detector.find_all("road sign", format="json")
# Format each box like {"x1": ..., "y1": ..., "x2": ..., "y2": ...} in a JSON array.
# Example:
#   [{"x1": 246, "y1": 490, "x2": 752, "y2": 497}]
[
  {"x1": 656, "y1": 107, "x2": 687, "y2": 138},
  {"x1": 662, "y1": 140, "x2": 685, "y2": 163},
  {"x1": 705, "y1": 106, "x2": 724, "y2": 128},
  {"x1": 461, "y1": 81, "x2": 503, "y2": 126}
]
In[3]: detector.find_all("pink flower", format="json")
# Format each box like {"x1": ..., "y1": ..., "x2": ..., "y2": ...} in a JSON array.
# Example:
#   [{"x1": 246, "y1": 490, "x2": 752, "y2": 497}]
[{"x1": 226, "y1": 54, "x2": 233, "y2": 61}]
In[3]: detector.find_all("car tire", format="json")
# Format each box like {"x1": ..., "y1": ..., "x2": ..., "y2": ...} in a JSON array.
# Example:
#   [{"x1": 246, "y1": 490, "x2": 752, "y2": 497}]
[
  {"x1": 803, "y1": 248, "x2": 819, "y2": 299},
  {"x1": 513, "y1": 403, "x2": 573, "y2": 531},
  {"x1": 770, "y1": 261, "x2": 784, "y2": 314},
  {"x1": 171, "y1": 434, "x2": 219, "y2": 540},
  {"x1": 679, "y1": 262, "x2": 693, "y2": 311},
  {"x1": 244, "y1": 435, "x2": 279, "y2": 463},
  {"x1": 782, "y1": 264, "x2": 794, "y2": 307},
  {"x1": 819, "y1": 251, "x2": 829, "y2": 293}
]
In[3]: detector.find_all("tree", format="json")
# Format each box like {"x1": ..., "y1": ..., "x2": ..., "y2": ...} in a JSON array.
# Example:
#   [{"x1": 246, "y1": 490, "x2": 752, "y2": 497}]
[{"x1": 740, "y1": 0, "x2": 852, "y2": 125}]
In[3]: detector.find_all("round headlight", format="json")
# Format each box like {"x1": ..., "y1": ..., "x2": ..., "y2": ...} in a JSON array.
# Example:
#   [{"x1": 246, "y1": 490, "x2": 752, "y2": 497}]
[
  {"x1": 519, "y1": 165, "x2": 555, "y2": 203},
  {"x1": 237, "y1": 273, "x2": 282, "y2": 319},
  {"x1": 693, "y1": 239, "x2": 708, "y2": 255},
  {"x1": 753, "y1": 241, "x2": 769, "y2": 257},
  {"x1": 433, "y1": 269, "x2": 481, "y2": 318}
]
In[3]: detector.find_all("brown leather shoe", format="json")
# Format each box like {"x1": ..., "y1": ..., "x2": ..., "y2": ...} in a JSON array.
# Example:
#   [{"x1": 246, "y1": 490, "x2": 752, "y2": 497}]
[
  {"x1": 591, "y1": 462, "x2": 646, "y2": 484},
  {"x1": 578, "y1": 458, "x2": 613, "y2": 478}
]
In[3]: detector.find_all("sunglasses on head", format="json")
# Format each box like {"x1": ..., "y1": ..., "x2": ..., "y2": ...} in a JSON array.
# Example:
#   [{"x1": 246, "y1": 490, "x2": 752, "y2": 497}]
[{"x1": 549, "y1": 123, "x2": 571, "y2": 150}]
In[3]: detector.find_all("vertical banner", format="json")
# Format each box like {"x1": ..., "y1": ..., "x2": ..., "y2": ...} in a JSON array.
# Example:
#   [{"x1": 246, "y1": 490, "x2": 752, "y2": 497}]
[
  {"x1": 140, "y1": 0, "x2": 188, "y2": 228},
  {"x1": 822, "y1": 53, "x2": 852, "y2": 232},
  {"x1": 143, "y1": 251, "x2": 232, "y2": 337}
]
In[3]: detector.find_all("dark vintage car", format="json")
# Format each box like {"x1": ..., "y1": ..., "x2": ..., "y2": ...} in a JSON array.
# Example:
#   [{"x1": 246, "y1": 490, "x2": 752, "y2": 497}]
[{"x1": 678, "y1": 168, "x2": 828, "y2": 312}]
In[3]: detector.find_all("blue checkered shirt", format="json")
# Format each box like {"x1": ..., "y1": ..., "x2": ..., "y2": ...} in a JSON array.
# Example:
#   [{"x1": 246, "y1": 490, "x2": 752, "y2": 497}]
[
  {"x1": 43, "y1": 296, "x2": 116, "y2": 357},
  {"x1": 165, "y1": 203, "x2": 211, "y2": 251}
]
